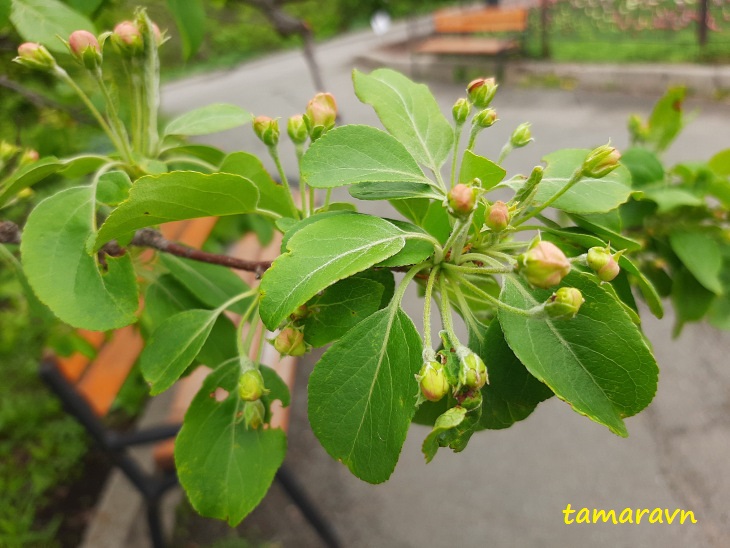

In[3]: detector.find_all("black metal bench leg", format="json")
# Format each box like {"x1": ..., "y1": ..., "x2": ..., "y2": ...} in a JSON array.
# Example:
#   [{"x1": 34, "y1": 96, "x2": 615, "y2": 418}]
[
  {"x1": 275, "y1": 466, "x2": 341, "y2": 548},
  {"x1": 147, "y1": 498, "x2": 166, "y2": 548}
]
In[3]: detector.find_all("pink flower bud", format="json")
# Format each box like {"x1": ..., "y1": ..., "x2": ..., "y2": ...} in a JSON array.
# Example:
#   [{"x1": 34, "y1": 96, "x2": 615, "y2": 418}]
[
  {"x1": 583, "y1": 144, "x2": 621, "y2": 179},
  {"x1": 15, "y1": 42, "x2": 56, "y2": 71},
  {"x1": 485, "y1": 200, "x2": 510, "y2": 231},
  {"x1": 69, "y1": 30, "x2": 102, "y2": 69},
  {"x1": 518, "y1": 240, "x2": 571, "y2": 289},
  {"x1": 304, "y1": 93, "x2": 337, "y2": 140},
  {"x1": 273, "y1": 327, "x2": 306, "y2": 356},
  {"x1": 151, "y1": 22, "x2": 163, "y2": 46},
  {"x1": 113, "y1": 21, "x2": 143, "y2": 53},
  {"x1": 69, "y1": 30, "x2": 100, "y2": 56},
  {"x1": 447, "y1": 183, "x2": 478, "y2": 217},
  {"x1": 253, "y1": 115, "x2": 280, "y2": 147},
  {"x1": 467, "y1": 77, "x2": 497, "y2": 108},
  {"x1": 586, "y1": 246, "x2": 622, "y2": 282}
]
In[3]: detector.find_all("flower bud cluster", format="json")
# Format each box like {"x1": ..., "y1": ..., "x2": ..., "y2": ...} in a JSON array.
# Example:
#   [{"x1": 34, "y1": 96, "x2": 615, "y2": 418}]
[
  {"x1": 68, "y1": 30, "x2": 102, "y2": 70},
  {"x1": 304, "y1": 93, "x2": 337, "y2": 141},
  {"x1": 467, "y1": 77, "x2": 498, "y2": 108}
]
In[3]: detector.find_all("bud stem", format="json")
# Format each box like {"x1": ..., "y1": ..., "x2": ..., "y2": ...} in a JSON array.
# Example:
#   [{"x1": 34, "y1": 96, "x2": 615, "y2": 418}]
[
  {"x1": 267, "y1": 145, "x2": 300, "y2": 220},
  {"x1": 443, "y1": 263, "x2": 513, "y2": 275},
  {"x1": 294, "y1": 143, "x2": 309, "y2": 217},
  {"x1": 513, "y1": 167, "x2": 583, "y2": 227},
  {"x1": 422, "y1": 266, "x2": 440, "y2": 351},
  {"x1": 54, "y1": 67, "x2": 130, "y2": 162},
  {"x1": 92, "y1": 69, "x2": 135, "y2": 164},
  {"x1": 498, "y1": 143, "x2": 513, "y2": 164},
  {"x1": 438, "y1": 276, "x2": 461, "y2": 346},
  {"x1": 466, "y1": 124, "x2": 480, "y2": 151},
  {"x1": 450, "y1": 124, "x2": 464, "y2": 189},
  {"x1": 459, "y1": 275, "x2": 543, "y2": 318}
]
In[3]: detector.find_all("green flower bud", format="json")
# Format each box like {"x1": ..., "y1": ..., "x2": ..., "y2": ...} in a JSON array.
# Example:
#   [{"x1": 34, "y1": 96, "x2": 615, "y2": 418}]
[
  {"x1": 304, "y1": 93, "x2": 337, "y2": 141},
  {"x1": 473, "y1": 108, "x2": 498, "y2": 129},
  {"x1": 273, "y1": 327, "x2": 307, "y2": 357},
  {"x1": 69, "y1": 30, "x2": 102, "y2": 70},
  {"x1": 15, "y1": 43, "x2": 57, "y2": 71},
  {"x1": 452, "y1": 98, "x2": 471, "y2": 124},
  {"x1": 513, "y1": 165, "x2": 544, "y2": 206},
  {"x1": 417, "y1": 361, "x2": 450, "y2": 402},
  {"x1": 238, "y1": 369, "x2": 268, "y2": 401},
  {"x1": 485, "y1": 200, "x2": 510, "y2": 232},
  {"x1": 545, "y1": 287, "x2": 584, "y2": 319},
  {"x1": 582, "y1": 143, "x2": 621, "y2": 179},
  {"x1": 510, "y1": 122, "x2": 533, "y2": 148},
  {"x1": 0, "y1": 142, "x2": 19, "y2": 164},
  {"x1": 466, "y1": 77, "x2": 497, "y2": 108},
  {"x1": 112, "y1": 21, "x2": 143, "y2": 55},
  {"x1": 587, "y1": 246, "x2": 622, "y2": 282},
  {"x1": 447, "y1": 183, "x2": 478, "y2": 217},
  {"x1": 18, "y1": 149, "x2": 39, "y2": 166},
  {"x1": 253, "y1": 115, "x2": 280, "y2": 147},
  {"x1": 627, "y1": 114, "x2": 649, "y2": 142},
  {"x1": 287, "y1": 114, "x2": 308, "y2": 144},
  {"x1": 243, "y1": 400, "x2": 266, "y2": 429},
  {"x1": 518, "y1": 240, "x2": 571, "y2": 289},
  {"x1": 460, "y1": 351, "x2": 487, "y2": 390}
]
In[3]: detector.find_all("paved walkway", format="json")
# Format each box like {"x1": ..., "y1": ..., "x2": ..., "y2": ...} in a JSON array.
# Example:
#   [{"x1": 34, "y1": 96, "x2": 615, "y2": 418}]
[{"x1": 150, "y1": 17, "x2": 730, "y2": 548}]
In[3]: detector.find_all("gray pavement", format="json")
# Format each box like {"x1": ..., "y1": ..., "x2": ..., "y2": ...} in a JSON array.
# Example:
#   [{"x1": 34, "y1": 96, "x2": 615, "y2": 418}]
[{"x1": 157, "y1": 18, "x2": 730, "y2": 548}]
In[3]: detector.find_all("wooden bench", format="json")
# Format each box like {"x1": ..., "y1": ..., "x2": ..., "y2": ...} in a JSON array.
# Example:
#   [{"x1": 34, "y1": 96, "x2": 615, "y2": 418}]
[
  {"x1": 414, "y1": 6, "x2": 529, "y2": 80},
  {"x1": 40, "y1": 215, "x2": 339, "y2": 548}
]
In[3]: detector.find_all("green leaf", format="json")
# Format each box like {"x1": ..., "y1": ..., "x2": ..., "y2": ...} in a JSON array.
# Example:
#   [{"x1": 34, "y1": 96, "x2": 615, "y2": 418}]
[
  {"x1": 219, "y1": 152, "x2": 297, "y2": 218},
  {"x1": 671, "y1": 268, "x2": 715, "y2": 336},
  {"x1": 303, "y1": 277, "x2": 384, "y2": 347},
  {"x1": 568, "y1": 212, "x2": 642, "y2": 252},
  {"x1": 422, "y1": 407, "x2": 467, "y2": 463},
  {"x1": 641, "y1": 188, "x2": 704, "y2": 213},
  {"x1": 140, "y1": 309, "x2": 218, "y2": 395},
  {"x1": 422, "y1": 200, "x2": 451, "y2": 244},
  {"x1": 142, "y1": 274, "x2": 237, "y2": 368},
  {"x1": 161, "y1": 255, "x2": 252, "y2": 315},
  {"x1": 353, "y1": 268, "x2": 395, "y2": 309},
  {"x1": 620, "y1": 147, "x2": 664, "y2": 186},
  {"x1": 512, "y1": 149, "x2": 633, "y2": 214},
  {"x1": 302, "y1": 125, "x2": 431, "y2": 189},
  {"x1": 376, "y1": 219, "x2": 434, "y2": 267},
  {"x1": 0, "y1": 0, "x2": 10, "y2": 25},
  {"x1": 472, "y1": 321, "x2": 553, "y2": 430},
  {"x1": 0, "y1": 157, "x2": 59, "y2": 207},
  {"x1": 260, "y1": 214, "x2": 409, "y2": 329},
  {"x1": 709, "y1": 149, "x2": 730, "y2": 177},
  {"x1": 175, "y1": 359, "x2": 286, "y2": 526},
  {"x1": 65, "y1": 0, "x2": 103, "y2": 15},
  {"x1": 308, "y1": 305, "x2": 422, "y2": 483},
  {"x1": 162, "y1": 144, "x2": 226, "y2": 167},
  {"x1": 499, "y1": 272, "x2": 658, "y2": 437},
  {"x1": 95, "y1": 171, "x2": 259, "y2": 250},
  {"x1": 96, "y1": 171, "x2": 132, "y2": 206},
  {"x1": 459, "y1": 150, "x2": 506, "y2": 189},
  {"x1": 669, "y1": 230, "x2": 723, "y2": 294},
  {"x1": 20, "y1": 186, "x2": 138, "y2": 330},
  {"x1": 167, "y1": 0, "x2": 206, "y2": 59},
  {"x1": 390, "y1": 198, "x2": 430, "y2": 225},
  {"x1": 353, "y1": 68, "x2": 454, "y2": 172},
  {"x1": 647, "y1": 86, "x2": 685, "y2": 152},
  {"x1": 349, "y1": 181, "x2": 442, "y2": 201},
  {"x1": 164, "y1": 104, "x2": 251, "y2": 137},
  {"x1": 10, "y1": 0, "x2": 95, "y2": 52}
]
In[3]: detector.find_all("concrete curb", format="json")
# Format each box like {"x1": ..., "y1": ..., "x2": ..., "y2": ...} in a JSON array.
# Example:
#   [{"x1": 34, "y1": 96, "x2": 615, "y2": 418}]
[{"x1": 356, "y1": 44, "x2": 730, "y2": 99}]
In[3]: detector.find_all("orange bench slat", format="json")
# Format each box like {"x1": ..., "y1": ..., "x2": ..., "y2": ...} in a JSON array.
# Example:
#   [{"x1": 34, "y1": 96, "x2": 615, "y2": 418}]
[
  {"x1": 416, "y1": 37, "x2": 519, "y2": 55},
  {"x1": 434, "y1": 7, "x2": 528, "y2": 34}
]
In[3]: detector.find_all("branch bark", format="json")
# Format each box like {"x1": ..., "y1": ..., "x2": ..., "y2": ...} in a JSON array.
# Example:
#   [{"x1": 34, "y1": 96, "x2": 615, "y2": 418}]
[{"x1": 1, "y1": 221, "x2": 272, "y2": 275}]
